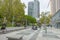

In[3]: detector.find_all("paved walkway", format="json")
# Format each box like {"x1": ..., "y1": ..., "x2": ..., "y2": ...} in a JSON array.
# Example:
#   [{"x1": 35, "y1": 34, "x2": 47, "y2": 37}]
[
  {"x1": 48, "y1": 27, "x2": 60, "y2": 38},
  {"x1": 36, "y1": 27, "x2": 60, "y2": 40},
  {"x1": 0, "y1": 27, "x2": 24, "y2": 34},
  {"x1": 0, "y1": 28, "x2": 35, "y2": 40},
  {"x1": 0, "y1": 27, "x2": 60, "y2": 40}
]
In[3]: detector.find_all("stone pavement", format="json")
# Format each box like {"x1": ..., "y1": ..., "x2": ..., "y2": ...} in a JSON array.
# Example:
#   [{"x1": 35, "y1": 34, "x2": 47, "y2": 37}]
[
  {"x1": 0, "y1": 28, "x2": 40, "y2": 40},
  {"x1": 0, "y1": 27, "x2": 60, "y2": 40},
  {"x1": 48, "y1": 27, "x2": 60, "y2": 38},
  {"x1": 0, "y1": 27, "x2": 24, "y2": 34},
  {"x1": 36, "y1": 27, "x2": 60, "y2": 40}
]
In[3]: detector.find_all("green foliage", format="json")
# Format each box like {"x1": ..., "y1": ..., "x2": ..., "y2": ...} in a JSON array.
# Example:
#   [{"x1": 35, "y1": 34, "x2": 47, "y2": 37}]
[
  {"x1": 0, "y1": 0, "x2": 25, "y2": 21},
  {"x1": 0, "y1": 0, "x2": 25, "y2": 27},
  {"x1": 40, "y1": 12, "x2": 51, "y2": 25},
  {"x1": 24, "y1": 15, "x2": 36, "y2": 24},
  {"x1": 40, "y1": 12, "x2": 46, "y2": 24}
]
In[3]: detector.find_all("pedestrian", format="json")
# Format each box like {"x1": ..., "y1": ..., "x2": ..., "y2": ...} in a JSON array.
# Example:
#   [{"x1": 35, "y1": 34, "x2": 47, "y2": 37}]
[
  {"x1": 32, "y1": 24, "x2": 34, "y2": 30},
  {"x1": 1, "y1": 23, "x2": 6, "y2": 33},
  {"x1": 24, "y1": 23, "x2": 26, "y2": 29},
  {"x1": 35, "y1": 26, "x2": 37, "y2": 30},
  {"x1": 32, "y1": 25, "x2": 34, "y2": 30},
  {"x1": 39, "y1": 25, "x2": 41, "y2": 29}
]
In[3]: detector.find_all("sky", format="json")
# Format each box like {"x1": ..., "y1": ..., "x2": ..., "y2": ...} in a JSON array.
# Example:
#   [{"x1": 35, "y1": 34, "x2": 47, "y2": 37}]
[{"x1": 21, "y1": 0, "x2": 50, "y2": 14}]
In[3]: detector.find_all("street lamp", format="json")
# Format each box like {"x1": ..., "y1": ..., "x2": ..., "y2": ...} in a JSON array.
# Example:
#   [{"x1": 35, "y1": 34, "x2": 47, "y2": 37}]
[
  {"x1": 36, "y1": 18, "x2": 40, "y2": 27},
  {"x1": 44, "y1": 13, "x2": 47, "y2": 33},
  {"x1": 25, "y1": 15, "x2": 28, "y2": 27},
  {"x1": 12, "y1": 16, "x2": 14, "y2": 27},
  {"x1": 36, "y1": 18, "x2": 40, "y2": 23}
]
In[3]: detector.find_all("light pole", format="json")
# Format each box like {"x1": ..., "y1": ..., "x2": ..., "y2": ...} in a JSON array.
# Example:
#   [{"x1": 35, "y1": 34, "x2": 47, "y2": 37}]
[
  {"x1": 36, "y1": 18, "x2": 40, "y2": 27},
  {"x1": 26, "y1": 18, "x2": 27, "y2": 27},
  {"x1": 44, "y1": 13, "x2": 47, "y2": 33},
  {"x1": 12, "y1": 16, "x2": 14, "y2": 27}
]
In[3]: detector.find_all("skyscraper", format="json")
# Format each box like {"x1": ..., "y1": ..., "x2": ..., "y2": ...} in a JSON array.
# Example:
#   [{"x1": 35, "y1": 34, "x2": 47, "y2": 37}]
[
  {"x1": 50, "y1": 0, "x2": 56, "y2": 15},
  {"x1": 50, "y1": 0, "x2": 60, "y2": 15},
  {"x1": 33, "y1": 0, "x2": 40, "y2": 18},
  {"x1": 28, "y1": 0, "x2": 40, "y2": 19},
  {"x1": 56, "y1": 0, "x2": 60, "y2": 12},
  {"x1": 28, "y1": 2, "x2": 34, "y2": 16}
]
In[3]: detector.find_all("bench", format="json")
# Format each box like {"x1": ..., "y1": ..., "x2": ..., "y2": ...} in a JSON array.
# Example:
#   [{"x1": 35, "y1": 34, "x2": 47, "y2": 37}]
[{"x1": 7, "y1": 35, "x2": 23, "y2": 40}]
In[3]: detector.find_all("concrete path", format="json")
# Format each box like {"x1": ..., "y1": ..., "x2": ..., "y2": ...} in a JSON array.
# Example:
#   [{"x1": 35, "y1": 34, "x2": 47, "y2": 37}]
[
  {"x1": 0, "y1": 28, "x2": 35, "y2": 40},
  {"x1": 0, "y1": 27, "x2": 24, "y2": 34},
  {"x1": 0, "y1": 27, "x2": 60, "y2": 40},
  {"x1": 37, "y1": 27, "x2": 60, "y2": 40}
]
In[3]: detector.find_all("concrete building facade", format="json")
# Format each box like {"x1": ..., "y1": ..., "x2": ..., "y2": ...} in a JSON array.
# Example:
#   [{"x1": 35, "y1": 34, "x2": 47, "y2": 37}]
[
  {"x1": 50, "y1": 0, "x2": 60, "y2": 15},
  {"x1": 50, "y1": 0, "x2": 56, "y2": 15},
  {"x1": 56, "y1": 0, "x2": 60, "y2": 12}
]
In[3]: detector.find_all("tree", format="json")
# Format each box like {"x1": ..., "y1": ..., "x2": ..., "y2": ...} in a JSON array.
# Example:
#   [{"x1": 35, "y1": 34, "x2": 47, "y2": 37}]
[
  {"x1": 40, "y1": 12, "x2": 51, "y2": 25},
  {"x1": 40, "y1": 12, "x2": 45, "y2": 24},
  {"x1": 24, "y1": 15, "x2": 36, "y2": 25},
  {"x1": 0, "y1": 0, "x2": 25, "y2": 27}
]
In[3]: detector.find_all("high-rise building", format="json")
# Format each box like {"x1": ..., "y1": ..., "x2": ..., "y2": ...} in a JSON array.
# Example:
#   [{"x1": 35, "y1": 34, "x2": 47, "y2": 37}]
[
  {"x1": 50, "y1": 0, "x2": 56, "y2": 15},
  {"x1": 56, "y1": 0, "x2": 60, "y2": 12},
  {"x1": 33, "y1": 0, "x2": 40, "y2": 18},
  {"x1": 28, "y1": 0, "x2": 40, "y2": 19},
  {"x1": 50, "y1": 0, "x2": 60, "y2": 15},
  {"x1": 28, "y1": 2, "x2": 34, "y2": 16}
]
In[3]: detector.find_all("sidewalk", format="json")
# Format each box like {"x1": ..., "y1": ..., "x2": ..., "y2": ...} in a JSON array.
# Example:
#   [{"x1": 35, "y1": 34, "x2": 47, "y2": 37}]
[
  {"x1": 0, "y1": 27, "x2": 24, "y2": 34},
  {"x1": 52, "y1": 27, "x2": 60, "y2": 34},
  {"x1": 50, "y1": 27, "x2": 60, "y2": 38},
  {"x1": 36, "y1": 27, "x2": 60, "y2": 40}
]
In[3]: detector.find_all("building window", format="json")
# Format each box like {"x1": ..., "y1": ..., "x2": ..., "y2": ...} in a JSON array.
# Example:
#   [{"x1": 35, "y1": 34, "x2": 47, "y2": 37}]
[{"x1": 59, "y1": 13, "x2": 60, "y2": 17}]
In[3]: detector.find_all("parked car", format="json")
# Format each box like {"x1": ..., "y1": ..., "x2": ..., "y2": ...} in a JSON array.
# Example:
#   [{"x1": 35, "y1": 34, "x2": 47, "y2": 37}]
[{"x1": 32, "y1": 26, "x2": 37, "y2": 30}]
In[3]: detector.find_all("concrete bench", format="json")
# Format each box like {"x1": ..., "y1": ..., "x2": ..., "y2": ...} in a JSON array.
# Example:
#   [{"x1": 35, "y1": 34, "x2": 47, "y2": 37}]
[
  {"x1": 7, "y1": 35, "x2": 23, "y2": 40},
  {"x1": 0, "y1": 27, "x2": 24, "y2": 34}
]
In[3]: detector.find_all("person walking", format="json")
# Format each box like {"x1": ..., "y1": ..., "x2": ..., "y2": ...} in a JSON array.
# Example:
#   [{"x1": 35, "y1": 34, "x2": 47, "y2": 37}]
[{"x1": 1, "y1": 23, "x2": 6, "y2": 33}]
